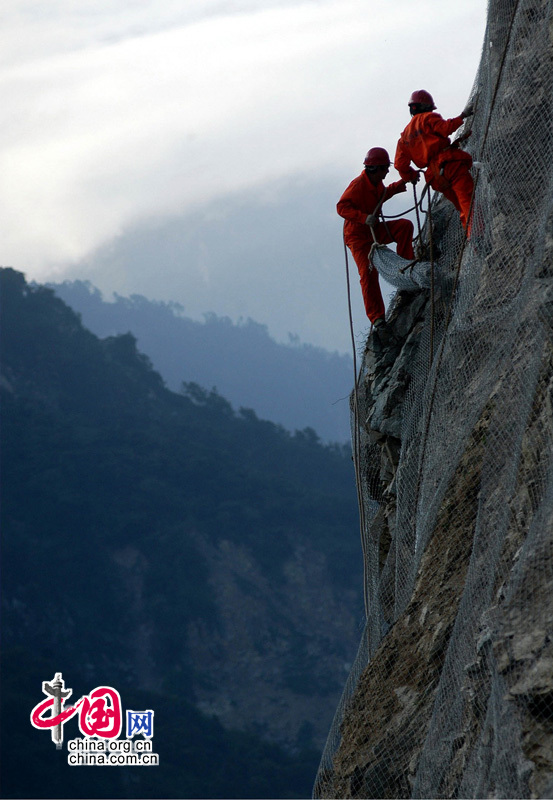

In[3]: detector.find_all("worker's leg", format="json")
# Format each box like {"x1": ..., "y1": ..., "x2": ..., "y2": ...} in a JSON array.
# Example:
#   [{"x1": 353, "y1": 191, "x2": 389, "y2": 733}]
[
  {"x1": 379, "y1": 219, "x2": 415, "y2": 260},
  {"x1": 349, "y1": 245, "x2": 385, "y2": 323},
  {"x1": 442, "y1": 162, "x2": 475, "y2": 229}
]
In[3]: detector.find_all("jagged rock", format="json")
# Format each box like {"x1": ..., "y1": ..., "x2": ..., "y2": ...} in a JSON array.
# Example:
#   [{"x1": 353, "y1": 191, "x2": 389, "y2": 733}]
[
  {"x1": 363, "y1": 290, "x2": 427, "y2": 440},
  {"x1": 315, "y1": 1, "x2": 553, "y2": 795}
]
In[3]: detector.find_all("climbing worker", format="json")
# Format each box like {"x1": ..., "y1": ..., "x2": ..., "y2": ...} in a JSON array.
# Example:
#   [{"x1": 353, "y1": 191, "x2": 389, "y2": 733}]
[
  {"x1": 337, "y1": 147, "x2": 414, "y2": 329},
  {"x1": 395, "y1": 90, "x2": 475, "y2": 229}
]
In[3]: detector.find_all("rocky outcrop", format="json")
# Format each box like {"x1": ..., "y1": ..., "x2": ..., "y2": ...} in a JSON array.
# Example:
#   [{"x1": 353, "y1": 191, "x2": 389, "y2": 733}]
[
  {"x1": 315, "y1": 0, "x2": 553, "y2": 794},
  {"x1": 316, "y1": 277, "x2": 553, "y2": 798}
]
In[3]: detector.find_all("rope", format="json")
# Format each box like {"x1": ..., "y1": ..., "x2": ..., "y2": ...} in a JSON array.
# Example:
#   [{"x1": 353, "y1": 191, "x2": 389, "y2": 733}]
[
  {"x1": 380, "y1": 179, "x2": 429, "y2": 219},
  {"x1": 368, "y1": 184, "x2": 389, "y2": 244},
  {"x1": 343, "y1": 233, "x2": 371, "y2": 619},
  {"x1": 428, "y1": 189, "x2": 435, "y2": 365},
  {"x1": 366, "y1": 184, "x2": 390, "y2": 278},
  {"x1": 413, "y1": 183, "x2": 422, "y2": 239},
  {"x1": 344, "y1": 178, "x2": 417, "y2": 618},
  {"x1": 411, "y1": 175, "x2": 478, "y2": 543},
  {"x1": 343, "y1": 181, "x2": 390, "y2": 618},
  {"x1": 439, "y1": 0, "x2": 521, "y2": 333},
  {"x1": 413, "y1": 182, "x2": 423, "y2": 249},
  {"x1": 410, "y1": 0, "x2": 520, "y2": 531}
]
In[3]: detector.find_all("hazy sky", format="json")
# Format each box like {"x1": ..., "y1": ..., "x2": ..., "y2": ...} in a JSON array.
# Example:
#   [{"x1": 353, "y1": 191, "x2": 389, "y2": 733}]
[{"x1": 0, "y1": 0, "x2": 487, "y2": 353}]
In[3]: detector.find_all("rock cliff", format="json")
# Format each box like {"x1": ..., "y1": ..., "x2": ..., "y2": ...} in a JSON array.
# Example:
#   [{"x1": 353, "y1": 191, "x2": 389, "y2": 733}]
[{"x1": 315, "y1": 0, "x2": 553, "y2": 796}]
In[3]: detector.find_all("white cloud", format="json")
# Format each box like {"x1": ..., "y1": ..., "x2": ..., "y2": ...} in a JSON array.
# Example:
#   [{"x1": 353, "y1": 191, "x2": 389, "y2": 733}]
[{"x1": 0, "y1": 1, "x2": 486, "y2": 289}]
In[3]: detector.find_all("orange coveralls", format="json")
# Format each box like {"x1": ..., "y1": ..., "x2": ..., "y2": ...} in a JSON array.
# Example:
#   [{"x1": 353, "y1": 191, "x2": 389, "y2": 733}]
[
  {"x1": 337, "y1": 172, "x2": 414, "y2": 323},
  {"x1": 395, "y1": 112, "x2": 474, "y2": 229}
]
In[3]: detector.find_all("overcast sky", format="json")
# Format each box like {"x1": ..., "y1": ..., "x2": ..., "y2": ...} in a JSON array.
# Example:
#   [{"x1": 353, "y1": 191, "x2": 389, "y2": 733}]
[{"x1": 0, "y1": 0, "x2": 487, "y2": 353}]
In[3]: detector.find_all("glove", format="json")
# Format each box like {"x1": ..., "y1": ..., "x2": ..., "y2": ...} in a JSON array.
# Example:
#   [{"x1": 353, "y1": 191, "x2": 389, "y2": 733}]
[
  {"x1": 410, "y1": 170, "x2": 421, "y2": 185},
  {"x1": 365, "y1": 214, "x2": 378, "y2": 226},
  {"x1": 461, "y1": 101, "x2": 474, "y2": 119}
]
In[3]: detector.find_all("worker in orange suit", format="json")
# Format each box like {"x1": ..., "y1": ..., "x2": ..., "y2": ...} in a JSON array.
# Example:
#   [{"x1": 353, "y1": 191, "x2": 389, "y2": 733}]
[
  {"x1": 337, "y1": 147, "x2": 414, "y2": 329},
  {"x1": 395, "y1": 90, "x2": 475, "y2": 229}
]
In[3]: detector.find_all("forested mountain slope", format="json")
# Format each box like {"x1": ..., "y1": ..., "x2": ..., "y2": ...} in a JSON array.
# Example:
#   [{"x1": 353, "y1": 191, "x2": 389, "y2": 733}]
[
  {"x1": 1, "y1": 268, "x2": 362, "y2": 799},
  {"x1": 49, "y1": 279, "x2": 353, "y2": 443}
]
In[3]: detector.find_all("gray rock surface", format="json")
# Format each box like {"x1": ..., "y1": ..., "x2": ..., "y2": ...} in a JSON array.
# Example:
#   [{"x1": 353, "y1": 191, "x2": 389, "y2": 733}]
[{"x1": 315, "y1": 0, "x2": 553, "y2": 795}]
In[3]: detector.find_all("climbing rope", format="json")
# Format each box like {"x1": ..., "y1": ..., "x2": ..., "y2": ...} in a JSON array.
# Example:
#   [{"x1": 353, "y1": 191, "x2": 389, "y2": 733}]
[
  {"x1": 411, "y1": 0, "x2": 521, "y2": 530},
  {"x1": 343, "y1": 234, "x2": 371, "y2": 618},
  {"x1": 380, "y1": 175, "x2": 430, "y2": 221},
  {"x1": 411, "y1": 175, "x2": 478, "y2": 542},
  {"x1": 427, "y1": 188, "x2": 436, "y2": 365},
  {"x1": 413, "y1": 182, "x2": 423, "y2": 245}
]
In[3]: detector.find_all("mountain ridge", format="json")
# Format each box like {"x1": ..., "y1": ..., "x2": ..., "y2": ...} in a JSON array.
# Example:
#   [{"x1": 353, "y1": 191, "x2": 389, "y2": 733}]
[
  {"x1": 49, "y1": 279, "x2": 354, "y2": 443},
  {"x1": 1, "y1": 267, "x2": 363, "y2": 798}
]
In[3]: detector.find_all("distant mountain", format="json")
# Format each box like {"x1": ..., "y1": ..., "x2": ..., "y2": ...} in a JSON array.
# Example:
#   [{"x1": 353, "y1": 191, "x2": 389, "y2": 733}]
[
  {"x1": 49, "y1": 280, "x2": 354, "y2": 443},
  {"x1": 53, "y1": 176, "x2": 370, "y2": 357},
  {"x1": 1, "y1": 268, "x2": 363, "y2": 799}
]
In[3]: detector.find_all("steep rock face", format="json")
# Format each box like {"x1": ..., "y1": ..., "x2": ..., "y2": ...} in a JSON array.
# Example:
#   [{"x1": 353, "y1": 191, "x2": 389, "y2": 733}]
[
  {"x1": 315, "y1": 0, "x2": 553, "y2": 796},
  {"x1": 317, "y1": 276, "x2": 553, "y2": 799}
]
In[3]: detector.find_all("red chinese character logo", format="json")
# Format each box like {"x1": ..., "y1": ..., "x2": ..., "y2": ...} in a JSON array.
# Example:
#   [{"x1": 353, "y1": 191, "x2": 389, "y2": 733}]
[
  {"x1": 78, "y1": 687, "x2": 122, "y2": 738},
  {"x1": 30, "y1": 675, "x2": 122, "y2": 747}
]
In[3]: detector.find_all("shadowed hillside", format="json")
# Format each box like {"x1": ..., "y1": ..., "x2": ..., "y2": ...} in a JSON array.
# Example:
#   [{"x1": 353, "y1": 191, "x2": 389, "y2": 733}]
[
  {"x1": 49, "y1": 279, "x2": 354, "y2": 443},
  {"x1": 1, "y1": 267, "x2": 363, "y2": 799}
]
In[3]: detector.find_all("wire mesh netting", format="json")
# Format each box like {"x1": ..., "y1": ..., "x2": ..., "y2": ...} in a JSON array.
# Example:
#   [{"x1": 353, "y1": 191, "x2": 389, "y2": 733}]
[{"x1": 314, "y1": 0, "x2": 553, "y2": 796}]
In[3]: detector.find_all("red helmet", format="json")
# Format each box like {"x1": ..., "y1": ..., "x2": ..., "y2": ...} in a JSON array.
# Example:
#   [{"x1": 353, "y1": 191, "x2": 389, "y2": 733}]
[
  {"x1": 363, "y1": 147, "x2": 391, "y2": 167},
  {"x1": 408, "y1": 90, "x2": 436, "y2": 109}
]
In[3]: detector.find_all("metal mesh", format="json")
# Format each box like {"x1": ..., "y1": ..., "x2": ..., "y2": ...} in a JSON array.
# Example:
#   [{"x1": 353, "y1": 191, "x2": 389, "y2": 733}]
[
  {"x1": 369, "y1": 245, "x2": 434, "y2": 291},
  {"x1": 315, "y1": 0, "x2": 553, "y2": 796}
]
